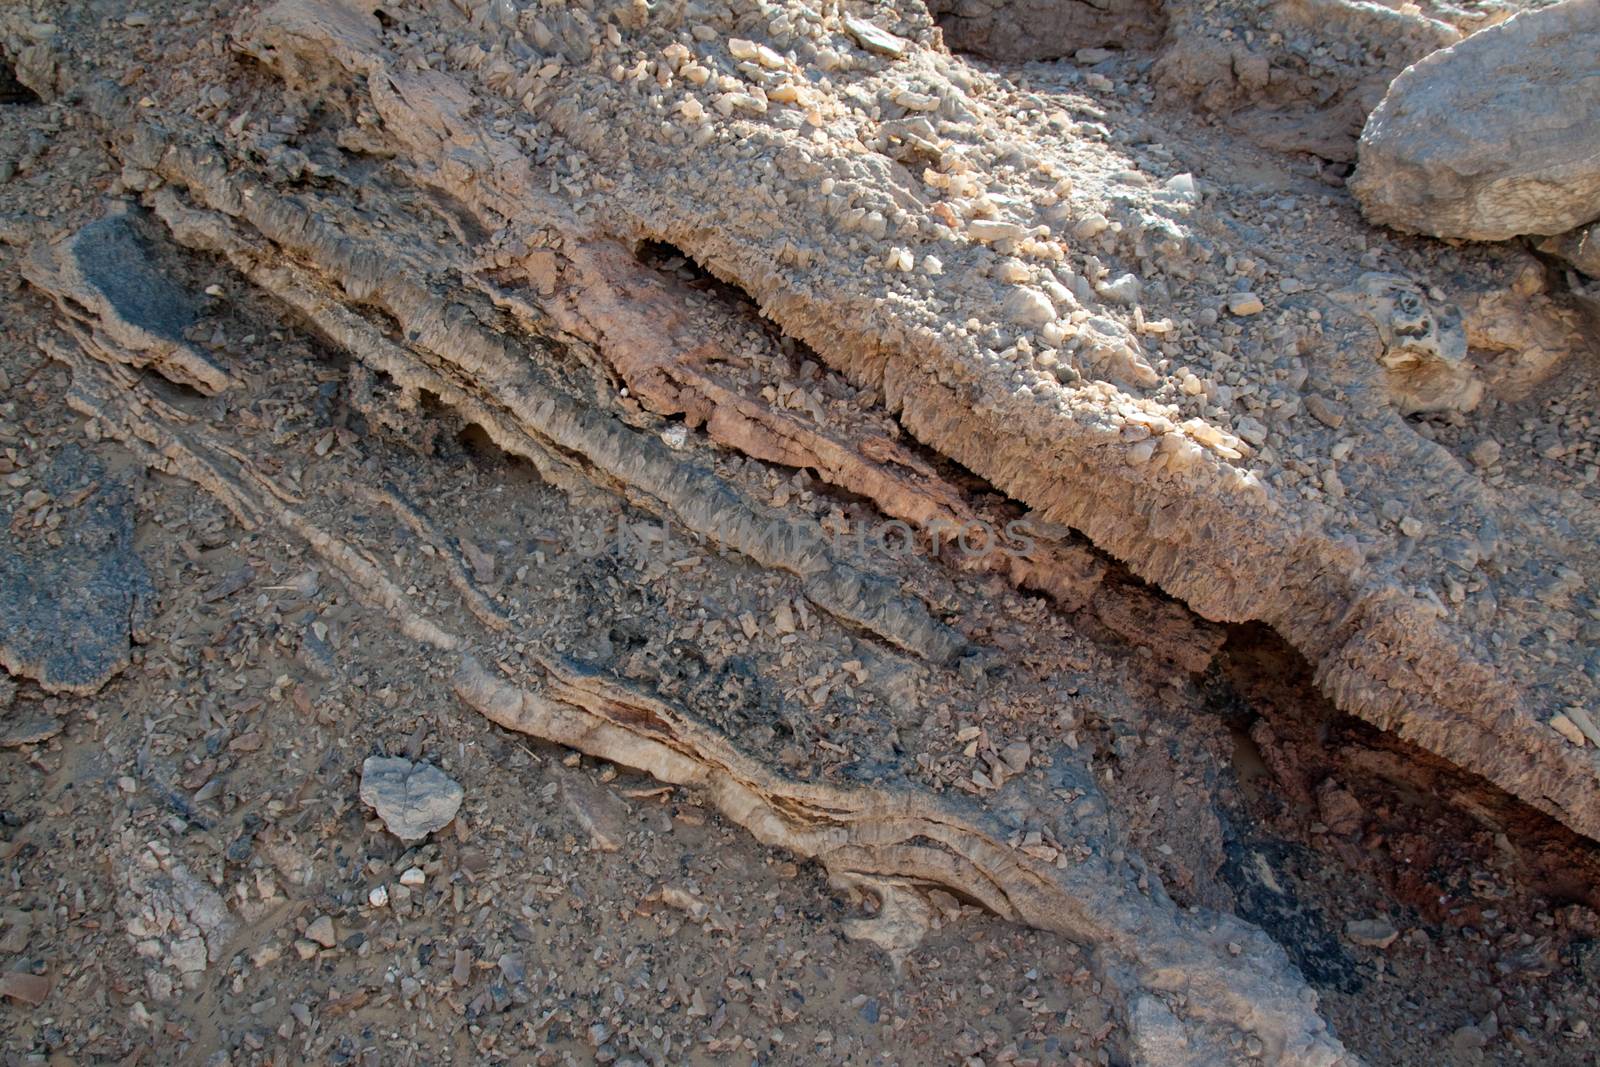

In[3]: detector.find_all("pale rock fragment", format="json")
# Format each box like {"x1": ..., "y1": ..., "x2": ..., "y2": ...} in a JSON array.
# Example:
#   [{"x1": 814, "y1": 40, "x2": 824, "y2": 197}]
[
  {"x1": 968, "y1": 218, "x2": 1027, "y2": 244},
  {"x1": 1096, "y1": 272, "x2": 1141, "y2": 305},
  {"x1": 842, "y1": 15, "x2": 909, "y2": 58},
  {"x1": 729, "y1": 37, "x2": 785, "y2": 70},
  {"x1": 559, "y1": 770, "x2": 630, "y2": 852},
  {"x1": 892, "y1": 88, "x2": 938, "y2": 112},
  {"x1": 1159, "y1": 433, "x2": 1203, "y2": 471},
  {"x1": 1468, "y1": 438, "x2": 1502, "y2": 468},
  {"x1": 306, "y1": 915, "x2": 336, "y2": 948},
  {"x1": 359, "y1": 757, "x2": 464, "y2": 843},
  {"x1": 1566, "y1": 707, "x2": 1600, "y2": 748},
  {"x1": 716, "y1": 91, "x2": 767, "y2": 116},
  {"x1": 1004, "y1": 286, "x2": 1055, "y2": 328},
  {"x1": 1182, "y1": 419, "x2": 1244, "y2": 460},
  {"x1": 1345, "y1": 917, "x2": 1399, "y2": 949},
  {"x1": 1225, "y1": 292, "x2": 1264, "y2": 316},
  {"x1": 1551, "y1": 713, "x2": 1587, "y2": 748},
  {"x1": 996, "y1": 258, "x2": 1030, "y2": 284},
  {"x1": 1303, "y1": 395, "x2": 1345, "y2": 429},
  {"x1": 998, "y1": 741, "x2": 1031, "y2": 774},
  {"x1": 659, "y1": 886, "x2": 710, "y2": 922}
]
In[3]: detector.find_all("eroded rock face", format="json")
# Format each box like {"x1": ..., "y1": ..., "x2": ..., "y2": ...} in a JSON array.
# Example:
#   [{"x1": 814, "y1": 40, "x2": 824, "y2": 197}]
[
  {"x1": 1540, "y1": 222, "x2": 1600, "y2": 279},
  {"x1": 1351, "y1": 0, "x2": 1600, "y2": 241},
  {"x1": 1152, "y1": 0, "x2": 1459, "y2": 161},
  {"x1": 13, "y1": 0, "x2": 1600, "y2": 1059},
  {"x1": 225, "y1": 0, "x2": 1600, "y2": 848},
  {"x1": 1333, "y1": 273, "x2": 1481, "y2": 415},
  {"x1": 927, "y1": 0, "x2": 1164, "y2": 61},
  {"x1": 49, "y1": 0, "x2": 1594, "y2": 861}
]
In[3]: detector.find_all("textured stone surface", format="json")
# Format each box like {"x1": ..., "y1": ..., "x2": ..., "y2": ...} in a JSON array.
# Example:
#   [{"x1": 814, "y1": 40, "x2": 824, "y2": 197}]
[
  {"x1": 64, "y1": 0, "x2": 1591, "y2": 868},
  {"x1": 928, "y1": 0, "x2": 1163, "y2": 61},
  {"x1": 1539, "y1": 222, "x2": 1600, "y2": 278},
  {"x1": 0, "y1": 445, "x2": 154, "y2": 694},
  {"x1": 12, "y1": 0, "x2": 1600, "y2": 1058},
  {"x1": 359, "y1": 757, "x2": 464, "y2": 842},
  {"x1": 1155, "y1": 0, "x2": 1459, "y2": 161},
  {"x1": 1352, "y1": 0, "x2": 1600, "y2": 240}
]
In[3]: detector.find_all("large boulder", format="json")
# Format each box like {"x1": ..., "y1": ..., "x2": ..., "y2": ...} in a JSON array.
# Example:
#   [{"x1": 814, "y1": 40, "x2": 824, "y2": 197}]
[{"x1": 1351, "y1": 0, "x2": 1600, "y2": 241}]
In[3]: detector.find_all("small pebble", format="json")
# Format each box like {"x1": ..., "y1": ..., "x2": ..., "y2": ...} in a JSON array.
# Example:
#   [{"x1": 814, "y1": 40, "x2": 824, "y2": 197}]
[
  {"x1": 1225, "y1": 292, "x2": 1264, "y2": 316},
  {"x1": 306, "y1": 916, "x2": 337, "y2": 949}
]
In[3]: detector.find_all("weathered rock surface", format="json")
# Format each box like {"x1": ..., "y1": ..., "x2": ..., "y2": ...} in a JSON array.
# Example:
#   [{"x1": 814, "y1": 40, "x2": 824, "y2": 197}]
[
  {"x1": 185, "y1": 0, "x2": 1600, "y2": 846},
  {"x1": 23, "y1": 208, "x2": 229, "y2": 394},
  {"x1": 113, "y1": 832, "x2": 236, "y2": 999},
  {"x1": 41, "y1": 273, "x2": 1357, "y2": 1063},
  {"x1": 13, "y1": 0, "x2": 1600, "y2": 1059},
  {"x1": 1540, "y1": 222, "x2": 1600, "y2": 279},
  {"x1": 1351, "y1": 0, "x2": 1600, "y2": 240},
  {"x1": 927, "y1": 0, "x2": 1461, "y2": 161},
  {"x1": 928, "y1": 0, "x2": 1164, "y2": 61},
  {"x1": 0, "y1": 445, "x2": 154, "y2": 694},
  {"x1": 358, "y1": 757, "x2": 464, "y2": 842},
  {"x1": 1155, "y1": 0, "x2": 1460, "y2": 161}
]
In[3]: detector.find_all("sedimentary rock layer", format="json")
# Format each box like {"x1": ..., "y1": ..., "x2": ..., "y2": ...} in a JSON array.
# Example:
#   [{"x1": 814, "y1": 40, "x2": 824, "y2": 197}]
[{"x1": 196, "y1": 0, "x2": 1600, "y2": 839}]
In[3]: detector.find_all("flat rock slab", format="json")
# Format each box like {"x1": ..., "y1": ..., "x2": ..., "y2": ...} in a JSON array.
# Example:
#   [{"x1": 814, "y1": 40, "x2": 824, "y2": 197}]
[
  {"x1": 0, "y1": 445, "x2": 154, "y2": 694},
  {"x1": 557, "y1": 769, "x2": 629, "y2": 853},
  {"x1": 359, "y1": 756, "x2": 463, "y2": 842},
  {"x1": 71, "y1": 213, "x2": 200, "y2": 345},
  {"x1": 0, "y1": 713, "x2": 63, "y2": 748},
  {"x1": 23, "y1": 208, "x2": 230, "y2": 394},
  {"x1": 1352, "y1": 0, "x2": 1600, "y2": 240}
]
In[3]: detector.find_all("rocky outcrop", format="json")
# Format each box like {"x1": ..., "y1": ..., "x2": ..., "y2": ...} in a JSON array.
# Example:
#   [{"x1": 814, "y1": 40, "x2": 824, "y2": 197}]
[
  {"x1": 17, "y1": 0, "x2": 1600, "y2": 1056},
  {"x1": 927, "y1": 0, "x2": 1164, "y2": 62},
  {"x1": 30, "y1": 192, "x2": 1358, "y2": 1067},
  {"x1": 1351, "y1": 0, "x2": 1600, "y2": 240},
  {"x1": 1154, "y1": 0, "x2": 1460, "y2": 161},
  {"x1": 358, "y1": 757, "x2": 465, "y2": 842},
  {"x1": 42, "y1": 0, "x2": 1588, "y2": 848}
]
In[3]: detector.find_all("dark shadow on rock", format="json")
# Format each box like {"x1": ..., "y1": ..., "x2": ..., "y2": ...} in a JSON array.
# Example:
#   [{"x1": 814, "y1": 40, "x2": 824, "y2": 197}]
[{"x1": 0, "y1": 444, "x2": 155, "y2": 693}]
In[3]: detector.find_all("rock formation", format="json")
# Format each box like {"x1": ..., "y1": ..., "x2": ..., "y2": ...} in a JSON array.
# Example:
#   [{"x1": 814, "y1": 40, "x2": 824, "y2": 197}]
[
  {"x1": 1351, "y1": 0, "x2": 1600, "y2": 241},
  {"x1": 0, "y1": 444, "x2": 153, "y2": 693},
  {"x1": 149, "y1": 0, "x2": 1600, "y2": 845},
  {"x1": 927, "y1": 0, "x2": 1164, "y2": 62},
  {"x1": 1154, "y1": 0, "x2": 1460, "y2": 161},
  {"x1": 7, "y1": 0, "x2": 1600, "y2": 1060}
]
